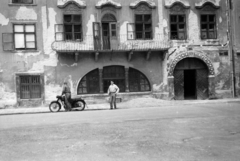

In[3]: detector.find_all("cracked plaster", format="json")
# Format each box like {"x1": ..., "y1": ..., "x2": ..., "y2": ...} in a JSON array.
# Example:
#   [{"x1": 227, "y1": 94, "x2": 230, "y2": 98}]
[
  {"x1": 0, "y1": 13, "x2": 9, "y2": 26},
  {"x1": 15, "y1": 6, "x2": 37, "y2": 20}
]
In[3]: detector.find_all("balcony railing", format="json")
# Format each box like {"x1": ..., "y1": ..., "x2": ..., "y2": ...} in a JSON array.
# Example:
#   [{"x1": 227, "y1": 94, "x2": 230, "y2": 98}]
[{"x1": 51, "y1": 34, "x2": 172, "y2": 52}]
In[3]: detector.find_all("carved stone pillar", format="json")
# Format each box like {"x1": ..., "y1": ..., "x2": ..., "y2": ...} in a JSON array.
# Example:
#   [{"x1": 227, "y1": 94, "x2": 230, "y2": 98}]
[
  {"x1": 125, "y1": 68, "x2": 129, "y2": 92},
  {"x1": 168, "y1": 76, "x2": 174, "y2": 100},
  {"x1": 208, "y1": 75, "x2": 216, "y2": 99},
  {"x1": 99, "y1": 68, "x2": 104, "y2": 93}
]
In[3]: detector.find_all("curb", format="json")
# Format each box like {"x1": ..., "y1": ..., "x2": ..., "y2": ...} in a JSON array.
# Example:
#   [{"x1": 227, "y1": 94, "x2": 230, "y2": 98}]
[{"x1": 0, "y1": 99, "x2": 240, "y2": 116}]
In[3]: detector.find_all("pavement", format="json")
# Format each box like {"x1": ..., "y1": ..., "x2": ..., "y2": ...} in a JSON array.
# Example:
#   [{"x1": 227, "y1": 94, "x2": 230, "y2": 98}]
[{"x1": 0, "y1": 97, "x2": 239, "y2": 115}]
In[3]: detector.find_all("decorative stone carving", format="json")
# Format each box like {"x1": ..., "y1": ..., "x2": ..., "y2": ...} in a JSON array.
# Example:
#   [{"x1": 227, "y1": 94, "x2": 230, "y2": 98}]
[
  {"x1": 165, "y1": 1, "x2": 190, "y2": 9},
  {"x1": 57, "y1": 0, "x2": 86, "y2": 9},
  {"x1": 64, "y1": 4, "x2": 82, "y2": 13},
  {"x1": 170, "y1": 3, "x2": 185, "y2": 13},
  {"x1": 168, "y1": 51, "x2": 215, "y2": 76},
  {"x1": 130, "y1": 0, "x2": 156, "y2": 9},
  {"x1": 195, "y1": 1, "x2": 220, "y2": 10},
  {"x1": 96, "y1": 0, "x2": 122, "y2": 9},
  {"x1": 135, "y1": 4, "x2": 152, "y2": 13}
]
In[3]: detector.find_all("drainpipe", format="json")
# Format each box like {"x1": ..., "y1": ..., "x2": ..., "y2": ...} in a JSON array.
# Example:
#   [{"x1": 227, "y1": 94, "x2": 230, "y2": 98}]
[{"x1": 227, "y1": 0, "x2": 236, "y2": 97}]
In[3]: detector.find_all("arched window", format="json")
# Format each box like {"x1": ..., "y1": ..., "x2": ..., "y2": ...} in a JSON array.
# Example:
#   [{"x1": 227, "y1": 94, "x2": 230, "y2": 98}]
[
  {"x1": 77, "y1": 69, "x2": 99, "y2": 94},
  {"x1": 77, "y1": 66, "x2": 151, "y2": 94},
  {"x1": 103, "y1": 66, "x2": 125, "y2": 93},
  {"x1": 129, "y1": 68, "x2": 151, "y2": 92}
]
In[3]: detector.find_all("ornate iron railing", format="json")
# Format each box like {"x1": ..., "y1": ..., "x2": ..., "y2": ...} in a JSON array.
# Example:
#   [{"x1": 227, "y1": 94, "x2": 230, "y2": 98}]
[{"x1": 52, "y1": 34, "x2": 172, "y2": 52}]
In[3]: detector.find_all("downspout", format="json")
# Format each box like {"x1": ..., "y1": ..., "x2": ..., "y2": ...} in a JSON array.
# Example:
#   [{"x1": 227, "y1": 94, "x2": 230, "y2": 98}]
[{"x1": 227, "y1": 0, "x2": 236, "y2": 97}]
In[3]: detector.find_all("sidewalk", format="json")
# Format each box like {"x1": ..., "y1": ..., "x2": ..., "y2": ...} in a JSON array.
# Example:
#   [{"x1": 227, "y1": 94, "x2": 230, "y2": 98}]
[{"x1": 0, "y1": 98, "x2": 240, "y2": 115}]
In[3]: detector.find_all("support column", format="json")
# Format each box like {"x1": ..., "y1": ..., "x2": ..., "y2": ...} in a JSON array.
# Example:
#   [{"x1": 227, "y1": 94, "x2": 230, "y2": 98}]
[
  {"x1": 168, "y1": 76, "x2": 174, "y2": 100},
  {"x1": 75, "y1": 52, "x2": 79, "y2": 62},
  {"x1": 99, "y1": 68, "x2": 104, "y2": 93},
  {"x1": 208, "y1": 75, "x2": 216, "y2": 99},
  {"x1": 125, "y1": 67, "x2": 129, "y2": 92}
]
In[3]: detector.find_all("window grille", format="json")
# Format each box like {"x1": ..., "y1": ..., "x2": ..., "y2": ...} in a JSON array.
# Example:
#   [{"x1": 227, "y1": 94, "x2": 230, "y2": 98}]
[{"x1": 20, "y1": 75, "x2": 41, "y2": 99}]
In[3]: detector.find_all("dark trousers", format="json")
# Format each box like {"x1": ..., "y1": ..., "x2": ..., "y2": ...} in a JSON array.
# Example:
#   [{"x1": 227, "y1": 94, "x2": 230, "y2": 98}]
[
  {"x1": 109, "y1": 93, "x2": 117, "y2": 109},
  {"x1": 64, "y1": 93, "x2": 72, "y2": 110}
]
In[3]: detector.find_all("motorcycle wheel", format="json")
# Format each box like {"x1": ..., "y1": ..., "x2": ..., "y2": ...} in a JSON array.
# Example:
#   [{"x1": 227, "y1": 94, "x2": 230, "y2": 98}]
[
  {"x1": 74, "y1": 101, "x2": 85, "y2": 111},
  {"x1": 49, "y1": 101, "x2": 61, "y2": 112}
]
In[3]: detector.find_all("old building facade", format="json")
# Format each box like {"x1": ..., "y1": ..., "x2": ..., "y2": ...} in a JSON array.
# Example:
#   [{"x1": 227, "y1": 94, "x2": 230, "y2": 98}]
[{"x1": 0, "y1": 0, "x2": 239, "y2": 106}]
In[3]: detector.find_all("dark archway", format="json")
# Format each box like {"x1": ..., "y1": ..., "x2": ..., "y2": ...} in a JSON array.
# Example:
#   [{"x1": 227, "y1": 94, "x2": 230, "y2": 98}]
[{"x1": 174, "y1": 58, "x2": 209, "y2": 100}]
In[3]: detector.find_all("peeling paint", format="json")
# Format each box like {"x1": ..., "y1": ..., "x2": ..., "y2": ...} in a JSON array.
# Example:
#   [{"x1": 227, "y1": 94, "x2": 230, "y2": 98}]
[
  {"x1": 29, "y1": 54, "x2": 58, "y2": 72},
  {"x1": 213, "y1": 62, "x2": 220, "y2": 75},
  {"x1": 188, "y1": 10, "x2": 201, "y2": 44},
  {"x1": 86, "y1": 14, "x2": 95, "y2": 40},
  {"x1": 219, "y1": 16, "x2": 222, "y2": 23},
  {"x1": 15, "y1": 6, "x2": 37, "y2": 20},
  {"x1": 0, "y1": 13, "x2": 9, "y2": 26}
]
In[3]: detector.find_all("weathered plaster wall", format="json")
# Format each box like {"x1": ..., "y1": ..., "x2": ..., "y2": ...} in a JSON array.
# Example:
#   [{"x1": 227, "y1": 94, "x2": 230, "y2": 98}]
[
  {"x1": 0, "y1": 0, "x2": 47, "y2": 106},
  {"x1": 232, "y1": 0, "x2": 240, "y2": 96}
]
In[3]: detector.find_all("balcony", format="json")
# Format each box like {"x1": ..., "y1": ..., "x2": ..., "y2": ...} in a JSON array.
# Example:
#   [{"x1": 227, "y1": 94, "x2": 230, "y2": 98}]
[{"x1": 51, "y1": 34, "x2": 172, "y2": 52}]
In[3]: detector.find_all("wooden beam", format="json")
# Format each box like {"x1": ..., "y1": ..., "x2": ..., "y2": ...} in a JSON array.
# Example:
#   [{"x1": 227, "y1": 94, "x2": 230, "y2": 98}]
[
  {"x1": 95, "y1": 52, "x2": 99, "y2": 61},
  {"x1": 128, "y1": 50, "x2": 133, "y2": 61},
  {"x1": 75, "y1": 52, "x2": 79, "y2": 62},
  {"x1": 146, "y1": 49, "x2": 151, "y2": 61}
]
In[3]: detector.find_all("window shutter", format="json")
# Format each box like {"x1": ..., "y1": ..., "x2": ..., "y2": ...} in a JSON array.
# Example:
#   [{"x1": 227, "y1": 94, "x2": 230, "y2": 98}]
[
  {"x1": 93, "y1": 22, "x2": 101, "y2": 38},
  {"x1": 110, "y1": 22, "x2": 117, "y2": 37},
  {"x1": 93, "y1": 22, "x2": 101, "y2": 50},
  {"x1": 55, "y1": 24, "x2": 64, "y2": 41},
  {"x1": 2, "y1": 33, "x2": 14, "y2": 51},
  {"x1": 127, "y1": 23, "x2": 135, "y2": 40}
]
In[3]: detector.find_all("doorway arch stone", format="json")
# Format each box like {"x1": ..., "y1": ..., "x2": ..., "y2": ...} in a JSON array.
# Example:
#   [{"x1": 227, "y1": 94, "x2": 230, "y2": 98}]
[{"x1": 168, "y1": 51, "x2": 216, "y2": 100}]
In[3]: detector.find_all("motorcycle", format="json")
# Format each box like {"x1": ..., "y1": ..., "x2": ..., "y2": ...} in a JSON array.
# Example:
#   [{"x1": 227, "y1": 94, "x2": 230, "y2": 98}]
[{"x1": 49, "y1": 95, "x2": 86, "y2": 112}]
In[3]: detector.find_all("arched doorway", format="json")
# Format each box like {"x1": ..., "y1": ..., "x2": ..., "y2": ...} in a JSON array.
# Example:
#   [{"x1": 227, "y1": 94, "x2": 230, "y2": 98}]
[
  {"x1": 101, "y1": 13, "x2": 117, "y2": 50},
  {"x1": 174, "y1": 58, "x2": 209, "y2": 100}
]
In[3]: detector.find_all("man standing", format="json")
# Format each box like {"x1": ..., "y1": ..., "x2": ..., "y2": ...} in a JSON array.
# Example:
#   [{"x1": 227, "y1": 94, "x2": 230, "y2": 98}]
[
  {"x1": 107, "y1": 81, "x2": 119, "y2": 110},
  {"x1": 62, "y1": 81, "x2": 72, "y2": 111}
]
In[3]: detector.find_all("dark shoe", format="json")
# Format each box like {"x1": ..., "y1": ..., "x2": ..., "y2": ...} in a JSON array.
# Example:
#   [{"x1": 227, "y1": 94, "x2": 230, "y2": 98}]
[{"x1": 110, "y1": 108, "x2": 113, "y2": 110}]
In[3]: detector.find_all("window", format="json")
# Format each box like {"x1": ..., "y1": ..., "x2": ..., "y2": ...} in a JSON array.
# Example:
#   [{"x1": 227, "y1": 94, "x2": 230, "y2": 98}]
[
  {"x1": 12, "y1": 0, "x2": 33, "y2": 4},
  {"x1": 170, "y1": 15, "x2": 186, "y2": 40},
  {"x1": 129, "y1": 68, "x2": 150, "y2": 92},
  {"x1": 19, "y1": 75, "x2": 41, "y2": 99},
  {"x1": 64, "y1": 14, "x2": 82, "y2": 41},
  {"x1": 13, "y1": 24, "x2": 36, "y2": 50},
  {"x1": 77, "y1": 67, "x2": 151, "y2": 94},
  {"x1": 77, "y1": 69, "x2": 99, "y2": 94},
  {"x1": 135, "y1": 14, "x2": 152, "y2": 39},
  {"x1": 200, "y1": 14, "x2": 216, "y2": 39},
  {"x1": 103, "y1": 66, "x2": 125, "y2": 93}
]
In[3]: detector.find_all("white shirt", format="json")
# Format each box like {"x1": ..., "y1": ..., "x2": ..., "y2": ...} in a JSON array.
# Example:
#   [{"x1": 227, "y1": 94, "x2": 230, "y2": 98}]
[{"x1": 108, "y1": 84, "x2": 119, "y2": 94}]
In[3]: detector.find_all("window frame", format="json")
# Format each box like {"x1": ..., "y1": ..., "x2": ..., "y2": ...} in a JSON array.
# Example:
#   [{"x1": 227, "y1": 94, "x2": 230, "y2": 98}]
[
  {"x1": 135, "y1": 14, "x2": 153, "y2": 40},
  {"x1": 13, "y1": 23, "x2": 37, "y2": 50},
  {"x1": 129, "y1": 68, "x2": 151, "y2": 92},
  {"x1": 12, "y1": 0, "x2": 33, "y2": 4},
  {"x1": 16, "y1": 73, "x2": 44, "y2": 100},
  {"x1": 63, "y1": 14, "x2": 83, "y2": 41},
  {"x1": 170, "y1": 14, "x2": 187, "y2": 40},
  {"x1": 200, "y1": 14, "x2": 217, "y2": 39}
]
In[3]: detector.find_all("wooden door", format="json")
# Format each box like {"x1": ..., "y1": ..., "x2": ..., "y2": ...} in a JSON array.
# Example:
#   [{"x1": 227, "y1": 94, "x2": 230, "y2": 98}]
[
  {"x1": 174, "y1": 70, "x2": 184, "y2": 100},
  {"x1": 196, "y1": 69, "x2": 209, "y2": 100}
]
